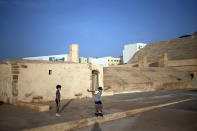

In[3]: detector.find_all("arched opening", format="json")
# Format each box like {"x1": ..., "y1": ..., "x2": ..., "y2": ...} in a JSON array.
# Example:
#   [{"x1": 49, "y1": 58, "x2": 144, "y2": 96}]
[{"x1": 92, "y1": 70, "x2": 99, "y2": 91}]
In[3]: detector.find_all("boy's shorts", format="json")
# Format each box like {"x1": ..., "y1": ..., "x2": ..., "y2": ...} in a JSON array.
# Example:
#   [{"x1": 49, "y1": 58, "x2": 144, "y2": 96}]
[
  {"x1": 95, "y1": 101, "x2": 102, "y2": 106},
  {"x1": 56, "y1": 100, "x2": 60, "y2": 107}
]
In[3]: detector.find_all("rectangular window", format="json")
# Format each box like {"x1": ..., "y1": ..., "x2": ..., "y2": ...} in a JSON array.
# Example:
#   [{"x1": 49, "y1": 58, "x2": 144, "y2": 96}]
[{"x1": 49, "y1": 70, "x2": 52, "y2": 75}]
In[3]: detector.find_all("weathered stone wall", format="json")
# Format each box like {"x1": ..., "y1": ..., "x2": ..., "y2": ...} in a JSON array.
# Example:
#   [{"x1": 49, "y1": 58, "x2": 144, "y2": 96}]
[
  {"x1": 90, "y1": 63, "x2": 104, "y2": 89},
  {"x1": 17, "y1": 63, "x2": 103, "y2": 102},
  {"x1": 129, "y1": 34, "x2": 197, "y2": 64},
  {"x1": 194, "y1": 72, "x2": 197, "y2": 78},
  {"x1": 0, "y1": 60, "x2": 103, "y2": 103},
  {"x1": 0, "y1": 63, "x2": 12, "y2": 103},
  {"x1": 158, "y1": 53, "x2": 168, "y2": 67},
  {"x1": 168, "y1": 58, "x2": 197, "y2": 73},
  {"x1": 168, "y1": 59, "x2": 197, "y2": 67},
  {"x1": 138, "y1": 56, "x2": 148, "y2": 67},
  {"x1": 104, "y1": 67, "x2": 193, "y2": 93}
]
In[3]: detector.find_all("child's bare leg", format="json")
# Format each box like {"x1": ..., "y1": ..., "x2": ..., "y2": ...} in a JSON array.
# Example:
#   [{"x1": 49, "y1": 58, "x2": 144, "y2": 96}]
[
  {"x1": 56, "y1": 107, "x2": 59, "y2": 113},
  {"x1": 96, "y1": 106, "x2": 99, "y2": 112},
  {"x1": 98, "y1": 105, "x2": 103, "y2": 112},
  {"x1": 100, "y1": 105, "x2": 103, "y2": 112}
]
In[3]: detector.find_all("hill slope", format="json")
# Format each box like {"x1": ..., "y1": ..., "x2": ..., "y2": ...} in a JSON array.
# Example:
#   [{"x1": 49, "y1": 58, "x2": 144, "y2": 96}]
[{"x1": 128, "y1": 34, "x2": 197, "y2": 64}]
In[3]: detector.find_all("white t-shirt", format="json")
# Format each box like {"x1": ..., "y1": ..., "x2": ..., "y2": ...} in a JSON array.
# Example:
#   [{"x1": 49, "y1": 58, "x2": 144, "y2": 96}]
[{"x1": 94, "y1": 91, "x2": 102, "y2": 102}]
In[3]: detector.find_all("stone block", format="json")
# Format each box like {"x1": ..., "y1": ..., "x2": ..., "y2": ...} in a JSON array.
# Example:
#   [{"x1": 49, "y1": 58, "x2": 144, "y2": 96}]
[
  {"x1": 13, "y1": 75, "x2": 18, "y2": 80},
  {"x1": 21, "y1": 65, "x2": 28, "y2": 68},
  {"x1": 11, "y1": 65, "x2": 19, "y2": 68},
  {"x1": 12, "y1": 83, "x2": 18, "y2": 96},
  {"x1": 11, "y1": 63, "x2": 18, "y2": 66},
  {"x1": 138, "y1": 56, "x2": 148, "y2": 67},
  {"x1": 12, "y1": 68, "x2": 19, "y2": 71},
  {"x1": 12, "y1": 70, "x2": 20, "y2": 74},
  {"x1": 194, "y1": 72, "x2": 197, "y2": 78},
  {"x1": 158, "y1": 53, "x2": 168, "y2": 67}
]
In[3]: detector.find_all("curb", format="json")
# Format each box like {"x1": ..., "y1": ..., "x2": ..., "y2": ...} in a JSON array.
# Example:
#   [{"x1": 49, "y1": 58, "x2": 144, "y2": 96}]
[
  {"x1": 16, "y1": 102, "x2": 50, "y2": 112},
  {"x1": 24, "y1": 99, "x2": 192, "y2": 131}
]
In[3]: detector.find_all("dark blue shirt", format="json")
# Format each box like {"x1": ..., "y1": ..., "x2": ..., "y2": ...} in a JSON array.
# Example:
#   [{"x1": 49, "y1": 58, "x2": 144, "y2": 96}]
[{"x1": 56, "y1": 90, "x2": 60, "y2": 101}]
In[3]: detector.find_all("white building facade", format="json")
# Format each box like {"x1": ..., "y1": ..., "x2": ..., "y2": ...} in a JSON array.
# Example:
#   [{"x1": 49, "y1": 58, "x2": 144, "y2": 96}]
[
  {"x1": 91, "y1": 57, "x2": 109, "y2": 67},
  {"x1": 123, "y1": 43, "x2": 146, "y2": 63},
  {"x1": 89, "y1": 56, "x2": 123, "y2": 67},
  {"x1": 79, "y1": 57, "x2": 88, "y2": 63},
  {"x1": 23, "y1": 54, "x2": 68, "y2": 61}
]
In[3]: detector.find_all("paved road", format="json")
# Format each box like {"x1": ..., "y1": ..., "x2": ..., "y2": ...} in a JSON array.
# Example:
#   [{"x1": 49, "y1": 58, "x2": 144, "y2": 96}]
[
  {"x1": 0, "y1": 89, "x2": 197, "y2": 131},
  {"x1": 74, "y1": 99, "x2": 197, "y2": 131}
]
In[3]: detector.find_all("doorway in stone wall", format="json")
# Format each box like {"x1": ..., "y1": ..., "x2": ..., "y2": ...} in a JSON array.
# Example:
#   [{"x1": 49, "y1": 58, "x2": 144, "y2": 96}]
[{"x1": 92, "y1": 70, "x2": 99, "y2": 91}]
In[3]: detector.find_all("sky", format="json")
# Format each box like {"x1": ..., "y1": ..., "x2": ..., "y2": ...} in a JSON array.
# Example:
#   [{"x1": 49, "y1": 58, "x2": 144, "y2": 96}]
[{"x1": 0, "y1": 0, "x2": 197, "y2": 60}]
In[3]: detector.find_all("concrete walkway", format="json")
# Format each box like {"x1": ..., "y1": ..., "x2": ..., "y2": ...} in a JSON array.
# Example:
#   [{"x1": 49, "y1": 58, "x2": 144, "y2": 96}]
[
  {"x1": 0, "y1": 89, "x2": 197, "y2": 131},
  {"x1": 25, "y1": 99, "x2": 192, "y2": 131},
  {"x1": 74, "y1": 99, "x2": 197, "y2": 131}
]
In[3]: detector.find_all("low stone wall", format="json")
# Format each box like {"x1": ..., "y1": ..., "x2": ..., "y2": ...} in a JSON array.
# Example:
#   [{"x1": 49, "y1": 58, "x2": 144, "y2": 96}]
[
  {"x1": 168, "y1": 58, "x2": 197, "y2": 73},
  {"x1": 17, "y1": 63, "x2": 103, "y2": 103},
  {"x1": 104, "y1": 81, "x2": 192, "y2": 93},
  {"x1": 168, "y1": 59, "x2": 197, "y2": 67},
  {"x1": 0, "y1": 60, "x2": 103, "y2": 104},
  {"x1": 104, "y1": 67, "x2": 193, "y2": 92},
  {"x1": 0, "y1": 63, "x2": 12, "y2": 103}
]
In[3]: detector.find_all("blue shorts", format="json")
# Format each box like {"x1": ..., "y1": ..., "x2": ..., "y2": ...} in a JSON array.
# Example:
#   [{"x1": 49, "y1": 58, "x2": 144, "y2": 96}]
[
  {"x1": 55, "y1": 99, "x2": 60, "y2": 107},
  {"x1": 95, "y1": 101, "x2": 102, "y2": 106}
]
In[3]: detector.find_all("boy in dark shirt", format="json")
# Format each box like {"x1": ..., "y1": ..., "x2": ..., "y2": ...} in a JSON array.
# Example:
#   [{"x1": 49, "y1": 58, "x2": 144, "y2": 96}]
[{"x1": 56, "y1": 85, "x2": 61, "y2": 117}]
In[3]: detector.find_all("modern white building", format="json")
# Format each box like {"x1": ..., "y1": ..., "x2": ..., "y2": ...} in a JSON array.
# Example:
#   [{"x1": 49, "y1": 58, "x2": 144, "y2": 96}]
[
  {"x1": 89, "y1": 56, "x2": 123, "y2": 67},
  {"x1": 91, "y1": 57, "x2": 109, "y2": 67},
  {"x1": 23, "y1": 54, "x2": 68, "y2": 61},
  {"x1": 79, "y1": 57, "x2": 88, "y2": 63},
  {"x1": 123, "y1": 43, "x2": 146, "y2": 63}
]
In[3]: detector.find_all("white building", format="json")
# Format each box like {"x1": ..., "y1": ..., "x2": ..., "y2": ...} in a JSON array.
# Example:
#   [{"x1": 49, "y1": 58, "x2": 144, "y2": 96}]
[
  {"x1": 23, "y1": 54, "x2": 68, "y2": 61},
  {"x1": 123, "y1": 43, "x2": 146, "y2": 63},
  {"x1": 91, "y1": 57, "x2": 109, "y2": 67},
  {"x1": 89, "y1": 56, "x2": 123, "y2": 67},
  {"x1": 79, "y1": 57, "x2": 88, "y2": 63}
]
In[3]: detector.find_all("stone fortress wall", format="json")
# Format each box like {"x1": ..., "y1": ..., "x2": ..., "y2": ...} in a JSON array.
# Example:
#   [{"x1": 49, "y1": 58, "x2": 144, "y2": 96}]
[
  {"x1": 0, "y1": 43, "x2": 103, "y2": 104},
  {"x1": 129, "y1": 33, "x2": 197, "y2": 65},
  {"x1": 128, "y1": 33, "x2": 197, "y2": 78},
  {"x1": 104, "y1": 33, "x2": 197, "y2": 93},
  {"x1": 0, "y1": 63, "x2": 12, "y2": 103},
  {"x1": 0, "y1": 60, "x2": 103, "y2": 104}
]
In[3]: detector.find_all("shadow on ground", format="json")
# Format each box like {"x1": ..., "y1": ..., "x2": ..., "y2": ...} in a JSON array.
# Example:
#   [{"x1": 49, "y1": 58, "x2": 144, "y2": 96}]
[
  {"x1": 0, "y1": 101, "x2": 4, "y2": 106},
  {"x1": 168, "y1": 99, "x2": 197, "y2": 111},
  {"x1": 189, "y1": 89, "x2": 197, "y2": 92},
  {"x1": 60, "y1": 99, "x2": 73, "y2": 113},
  {"x1": 91, "y1": 122, "x2": 102, "y2": 131}
]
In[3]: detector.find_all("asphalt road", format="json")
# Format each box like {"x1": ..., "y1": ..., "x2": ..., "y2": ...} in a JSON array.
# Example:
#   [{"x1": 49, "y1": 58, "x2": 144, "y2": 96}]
[
  {"x1": 0, "y1": 89, "x2": 197, "y2": 131},
  {"x1": 73, "y1": 99, "x2": 197, "y2": 131}
]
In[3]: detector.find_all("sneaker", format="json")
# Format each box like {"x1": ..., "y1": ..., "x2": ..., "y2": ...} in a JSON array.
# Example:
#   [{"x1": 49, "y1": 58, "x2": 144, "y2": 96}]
[
  {"x1": 98, "y1": 111, "x2": 103, "y2": 116},
  {"x1": 99, "y1": 113, "x2": 103, "y2": 117},
  {"x1": 56, "y1": 113, "x2": 61, "y2": 117},
  {"x1": 95, "y1": 112, "x2": 99, "y2": 116}
]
